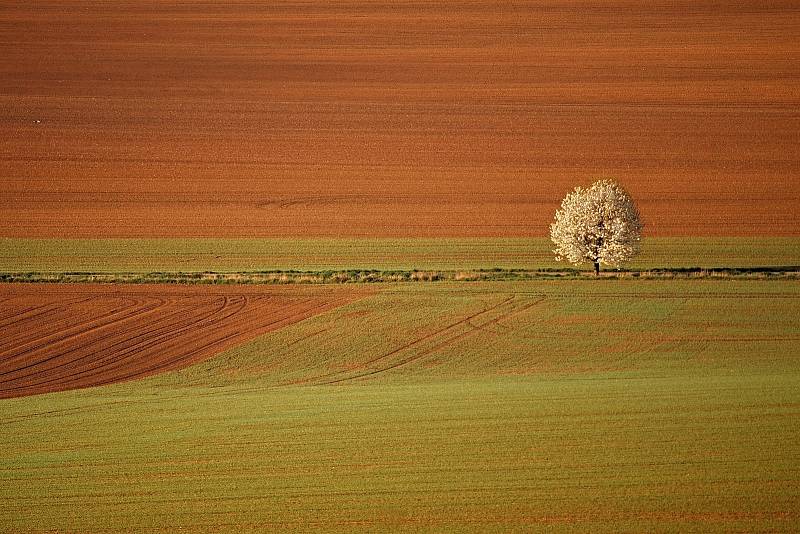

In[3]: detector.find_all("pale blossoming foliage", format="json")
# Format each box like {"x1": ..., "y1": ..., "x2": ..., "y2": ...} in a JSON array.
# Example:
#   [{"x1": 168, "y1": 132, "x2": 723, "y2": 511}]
[{"x1": 550, "y1": 179, "x2": 643, "y2": 269}]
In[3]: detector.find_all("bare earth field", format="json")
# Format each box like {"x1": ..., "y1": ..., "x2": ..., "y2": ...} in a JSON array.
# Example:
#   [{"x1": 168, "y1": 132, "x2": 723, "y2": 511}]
[
  {"x1": 2, "y1": 1, "x2": 799, "y2": 237},
  {"x1": 0, "y1": 283, "x2": 362, "y2": 398}
]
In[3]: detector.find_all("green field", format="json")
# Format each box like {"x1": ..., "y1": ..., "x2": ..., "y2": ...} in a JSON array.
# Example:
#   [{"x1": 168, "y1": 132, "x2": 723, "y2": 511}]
[
  {"x1": 2, "y1": 237, "x2": 799, "y2": 272},
  {"x1": 3, "y1": 280, "x2": 799, "y2": 532}
]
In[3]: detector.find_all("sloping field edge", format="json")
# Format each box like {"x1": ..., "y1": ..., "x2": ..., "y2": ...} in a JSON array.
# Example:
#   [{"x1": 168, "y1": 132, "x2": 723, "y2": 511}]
[{"x1": 0, "y1": 284, "x2": 369, "y2": 398}]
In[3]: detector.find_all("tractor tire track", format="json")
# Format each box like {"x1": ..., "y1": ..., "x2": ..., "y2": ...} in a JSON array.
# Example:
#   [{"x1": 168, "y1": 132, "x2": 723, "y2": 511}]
[
  {"x1": 2, "y1": 296, "x2": 242, "y2": 392},
  {"x1": 294, "y1": 295, "x2": 518, "y2": 386},
  {"x1": 0, "y1": 284, "x2": 364, "y2": 398},
  {"x1": 316, "y1": 296, "x2": 548, "y2": 385}
]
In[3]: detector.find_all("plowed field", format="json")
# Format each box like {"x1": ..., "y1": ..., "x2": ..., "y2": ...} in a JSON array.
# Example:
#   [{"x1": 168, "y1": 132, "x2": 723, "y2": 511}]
[
  {"x1": 2, "y1": 1, "x2": 799, "y2": 237},
  {"x1": 0, "y1": 284, "x2": 360, "y2": 398}
]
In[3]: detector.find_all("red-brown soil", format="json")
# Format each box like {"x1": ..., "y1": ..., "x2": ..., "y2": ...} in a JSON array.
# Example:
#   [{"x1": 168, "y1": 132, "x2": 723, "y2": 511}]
[
  {"x1": 0, "y1": 283, "x2": 362, "y2": 398},
  {"x1": 1, "y1": 1, "x2": 798, "y2": 237}
]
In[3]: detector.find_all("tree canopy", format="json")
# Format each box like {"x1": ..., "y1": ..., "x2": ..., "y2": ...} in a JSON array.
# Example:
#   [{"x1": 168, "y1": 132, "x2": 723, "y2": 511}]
[{"x1": 550, "y1": 179, "x2": 643, "y2": 275}]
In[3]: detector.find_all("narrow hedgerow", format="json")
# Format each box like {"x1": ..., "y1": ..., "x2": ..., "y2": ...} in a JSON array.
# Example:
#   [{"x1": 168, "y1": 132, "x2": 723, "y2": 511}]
[{"x1": 0, "y1": 267, "x2": 798, "y2": 285}]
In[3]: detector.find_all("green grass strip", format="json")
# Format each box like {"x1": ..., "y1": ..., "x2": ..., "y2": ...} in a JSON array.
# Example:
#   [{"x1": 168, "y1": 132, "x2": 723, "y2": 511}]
[{"x1": 1, "y1": 237, "x2": 798, "y2": 273}]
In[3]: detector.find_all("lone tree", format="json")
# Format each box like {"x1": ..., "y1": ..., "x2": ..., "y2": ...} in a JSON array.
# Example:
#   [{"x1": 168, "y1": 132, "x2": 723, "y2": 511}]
[{"x1": 550, "y1": 179, "x2": 643, "y2": 275}]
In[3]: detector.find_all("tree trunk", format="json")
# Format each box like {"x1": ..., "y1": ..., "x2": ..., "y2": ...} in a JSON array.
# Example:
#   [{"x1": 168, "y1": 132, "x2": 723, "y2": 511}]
[{"x1": 594, "y1": 232, "x2": 603, "y2": 277}]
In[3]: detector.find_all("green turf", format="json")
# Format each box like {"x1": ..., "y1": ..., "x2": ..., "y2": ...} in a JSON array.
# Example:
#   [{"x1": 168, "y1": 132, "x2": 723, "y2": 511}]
[
  {"x1": 1, "y1": 237, "x2": 798, "y2": 272},
  {"x1": 2, "y1": 280, "x2": 799, "y2": 532}
]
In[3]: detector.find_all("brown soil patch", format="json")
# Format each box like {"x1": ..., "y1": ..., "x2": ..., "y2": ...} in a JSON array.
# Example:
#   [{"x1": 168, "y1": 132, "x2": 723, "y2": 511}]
[
  {"x1": 0, "y1": 283, "x2": 363, "y2": 398},
  {"x1": 1, "y1": 2, "x2": 799, "y2": 237}
]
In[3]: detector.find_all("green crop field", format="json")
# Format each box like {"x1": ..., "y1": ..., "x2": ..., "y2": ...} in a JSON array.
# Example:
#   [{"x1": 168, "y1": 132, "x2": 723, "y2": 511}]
[
  {"x1": 2, "y1": 237, "x2": 799, "y2": 273},
  {"x1": 3, "y1": 280, "x2": 799, "y2": 532}
]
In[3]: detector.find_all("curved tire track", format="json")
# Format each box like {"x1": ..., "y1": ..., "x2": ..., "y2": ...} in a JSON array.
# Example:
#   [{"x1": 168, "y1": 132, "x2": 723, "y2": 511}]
[
  {"x1": 294, "y1": 295, "x2": 528, "y2": 386},
  {"x1": 0, "y1": 284, "x2": 364, "y2": 398}
]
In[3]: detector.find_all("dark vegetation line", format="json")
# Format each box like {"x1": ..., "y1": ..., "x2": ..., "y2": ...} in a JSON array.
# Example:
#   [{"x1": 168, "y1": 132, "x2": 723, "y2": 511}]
[{"x1": 1, "y1": 267, "x2": 799, "y2": 285}]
